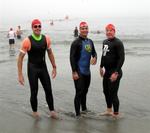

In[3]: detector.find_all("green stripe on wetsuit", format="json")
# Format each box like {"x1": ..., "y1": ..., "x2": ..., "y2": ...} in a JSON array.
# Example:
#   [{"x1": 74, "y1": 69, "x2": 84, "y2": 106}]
[{"x1": 32, "y1": 33, "x2": 42, "y2": 41}]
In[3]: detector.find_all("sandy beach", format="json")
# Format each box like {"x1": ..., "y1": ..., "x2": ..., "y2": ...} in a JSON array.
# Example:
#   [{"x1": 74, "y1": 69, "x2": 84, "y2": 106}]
[{"x1": 0, "y1": 37, "x2": 150, "y2": 133}]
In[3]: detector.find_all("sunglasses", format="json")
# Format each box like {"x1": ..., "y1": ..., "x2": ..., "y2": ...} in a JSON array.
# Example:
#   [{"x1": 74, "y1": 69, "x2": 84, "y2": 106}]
[
  {"x1": 80, "y1": 27, "x2": 88, "y2": 30},
  {"x1": 33, "y1": 25, "x2": 41, "y2": 28}
]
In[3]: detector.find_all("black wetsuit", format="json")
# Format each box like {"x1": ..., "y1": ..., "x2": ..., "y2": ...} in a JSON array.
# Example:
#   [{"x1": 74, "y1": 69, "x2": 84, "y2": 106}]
[
  {"x1": 70, "y1": 36, "x2": 97, "y2": 116},
  {"x1": 27, "y1": 35, "x2": 54, "y2": 112},
  {"x1": 100, "y1": 37, "x2": 125, "y2": 113}
]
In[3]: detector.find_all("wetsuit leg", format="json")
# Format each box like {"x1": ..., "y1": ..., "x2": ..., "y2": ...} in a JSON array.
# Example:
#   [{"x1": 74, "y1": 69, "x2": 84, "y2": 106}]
[
  {"x1": 103, "y1": 75, "x2": 113, "y2": 109},
  {"x1": 39, "y1": 67, "x2": 54, "y2": 111},
  {"x1": 81, "y1": 74, "x2": 91, "y2": 111},
  {"x1": 103, "y1": 71, "x2": 122, "y2": 113},
  {"x1": 111, "y1": 72, "x2": 122, "y2": 113},
  {"x1": 74, "y1": 75, "x2": 85, "y2": 116},
  {"x1": 28, "y1": 64, "x2": 39, "y2": 112}
]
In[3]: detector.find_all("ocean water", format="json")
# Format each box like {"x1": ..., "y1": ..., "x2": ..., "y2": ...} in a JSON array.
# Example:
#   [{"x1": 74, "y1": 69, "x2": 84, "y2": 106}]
[
  {"x1": 0, "y1": 16, "x2": 150, "y2": 63},
  {"x1": 1, "y1": 16, "x2": 150, "y2": 45},
  {"x1": 1, "y1": 16, "x2": 149, "y2": 64}
]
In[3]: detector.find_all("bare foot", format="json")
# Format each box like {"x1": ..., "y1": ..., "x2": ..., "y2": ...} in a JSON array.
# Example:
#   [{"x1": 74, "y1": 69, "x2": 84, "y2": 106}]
[
  {"x1": 100, "y1": 111, "x2": 113, "y2": 116},
  {"x1": 32, "y1": 112, "x2": 40, "y2": 118},
  {"x1": 112, "y1": 113, "x2": 123, "y2": 119},
  {"x1": 50, "y1": 111, "x2": 59, "y2": 119}
]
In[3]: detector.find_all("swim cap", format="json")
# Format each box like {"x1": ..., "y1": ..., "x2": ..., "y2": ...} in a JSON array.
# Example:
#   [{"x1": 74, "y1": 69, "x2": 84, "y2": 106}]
[
  {"x1": 79, "y1": 22, "x2": 88, "y2": 28},
  {"x1": 31, "y1": 19, "x2": 41, "y2": 27},
  {"x1": 105, "y1": 24, "x2": 115, "y2": 32}
]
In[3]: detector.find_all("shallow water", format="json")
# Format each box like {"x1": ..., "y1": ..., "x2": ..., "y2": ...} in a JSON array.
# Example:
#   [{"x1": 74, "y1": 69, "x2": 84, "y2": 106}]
[{"x1": 0, "y1": 35, "x2": 150, "y2": 132}]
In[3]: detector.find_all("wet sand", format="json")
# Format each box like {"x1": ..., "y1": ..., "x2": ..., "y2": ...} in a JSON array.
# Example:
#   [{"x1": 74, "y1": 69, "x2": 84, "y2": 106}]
[{"x1": 0, "y1": 40, "x2": 150, "y2": 133}]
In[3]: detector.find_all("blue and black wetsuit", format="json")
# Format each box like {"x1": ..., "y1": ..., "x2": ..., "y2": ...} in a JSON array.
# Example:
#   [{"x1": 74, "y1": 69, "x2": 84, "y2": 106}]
[
  {"x1": 70, "y1": 36, "x2": 97, "y2": 116},
  {"x1": 27, "y1": 35, "x2": 54, "y2": 112},
  {"x1": 100, "y1": 37, "x2": 125, "y2": 114}
]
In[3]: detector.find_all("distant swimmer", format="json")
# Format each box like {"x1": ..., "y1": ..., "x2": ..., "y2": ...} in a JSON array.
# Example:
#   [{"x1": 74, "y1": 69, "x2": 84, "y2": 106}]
[
  {"x1": 99, "y1": 24, "x2": 125, "y2": 119},
  {"x1": 7, "y1": 28, "x2": 16, "y2": 55},
  {"x1": 50, "y1": 20, "x2": 54, "y2": 26},
  {"x1": 17, "y1": 19, "x2": 58, "y2": 119},
  {"x1": 16, "y1": 25, "x2": 22, "y2": 39},
  {"x1": 73, "y1": 26, "x2": 78, "y2": 38},
  {"x1": 90, "y1": 30, "x2": 101, "y2": 34},
  {"x1": 65, "y1": 15, "x2": 69, "y2": 20}
]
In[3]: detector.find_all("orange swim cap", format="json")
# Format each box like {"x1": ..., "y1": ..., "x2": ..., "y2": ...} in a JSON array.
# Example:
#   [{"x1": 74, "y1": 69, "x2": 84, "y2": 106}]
[
  {"x1": 79, "y1": 22, "x2": 88, "y2": 28},
  {"x1": 31, "y1": 19, "x2": 41, "y2": 27},
  {"x1": 105, "y1": 24, "x2": 115, "y2": 32}
]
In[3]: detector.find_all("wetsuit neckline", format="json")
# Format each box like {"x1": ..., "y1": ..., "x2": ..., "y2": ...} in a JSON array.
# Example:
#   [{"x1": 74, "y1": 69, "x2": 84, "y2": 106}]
[
  {"x1": 108, "y1": 37, "x2": 116, "y2": 41},
  {"x1": 79, "y1": 35, "x2": 88, "y2": 40},
  {"x1": 32, "y1": 33, "x2": 42, "y2": 41}
]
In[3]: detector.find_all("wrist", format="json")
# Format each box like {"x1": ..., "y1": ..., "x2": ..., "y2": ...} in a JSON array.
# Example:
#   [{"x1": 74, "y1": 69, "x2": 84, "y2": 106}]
[
  {"x1": 53, "y1": 65, "x2": 56, "y2": 69},
  {"x1": 100, "y1": 67, "x2": 103, "y2": 70},
  {"x1": 72, "y1": 71, "x2": 77, "y2": 74},
  {"x1": 18, "y1": 72, "x2": 23, "y2": 76},
  {"x1": 114, "y1": 72, "x2": 118, "y2": 75}
]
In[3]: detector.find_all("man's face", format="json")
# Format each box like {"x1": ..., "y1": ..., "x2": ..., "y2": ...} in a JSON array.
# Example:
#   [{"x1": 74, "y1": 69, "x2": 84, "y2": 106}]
[
  {"x1": 106, "y1": 29, "x2": 115, "y2": 39},
  {"x1": 32, "y1": 24, "x2": 41, "y2": 36},
  {"x1": 80, "y1": 26, "x2": 88, "y2": 38}
]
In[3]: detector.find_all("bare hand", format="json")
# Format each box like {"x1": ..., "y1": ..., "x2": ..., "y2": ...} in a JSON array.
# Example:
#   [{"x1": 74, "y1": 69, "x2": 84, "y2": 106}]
[
  {"x1": 100, "y1": 67, "x2": 104, "y2": 77},
  {"x1": 72, "y1": 72, "x2": 79, "y2": 80},
  {"x1": 110, "y1": 72, "x2": 118, "y2": 82},
  {"x1": 52, "y1": 68, "x2": 57, "y2": 79},
  {"x1": 90, "y1": 57, "x2": 97, "y2": 65},
  {"x1": 18, "y1": 74, "x2": 24, "y2": 85}
]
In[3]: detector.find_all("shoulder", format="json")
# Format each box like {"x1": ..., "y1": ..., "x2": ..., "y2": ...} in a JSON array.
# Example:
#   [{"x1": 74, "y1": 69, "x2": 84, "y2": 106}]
[
  {"x1": 45, "y1": 35, "x2": 51, "y2": 42},
  {"x1": 114, "y1": 37, "x2": 123, "y2": 46},
  {"x1": 23, "y1": 37, "x2": 30, "y2": 43},
  {"x1": 114, "y1": 37, "x2": 124, "y2": 50},
  {"x1": 115, "y1": 37, "x2": 123, "y2": 43},
  {"x1": 88, "y1": 38, "x2": 93, "y2": 43},
  {"x1": 20, "y1": 37, "x2": 31, "y2": 53},
  {"x1": 22, "y1": 37, "x2": 31, "y2": 48},
  {"x1": 71, "y1": 37, "x2": 81, "y2": 46},
  {"x1": 88, "y1": 38, "x2": 95, "y2": 47}
]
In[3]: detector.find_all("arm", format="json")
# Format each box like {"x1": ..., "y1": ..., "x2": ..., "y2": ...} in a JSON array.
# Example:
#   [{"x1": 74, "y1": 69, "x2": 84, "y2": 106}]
[
  {"x1": 47, "y1": 48, "x2": 57, "y2": 79},
  {"x1": 115, "y1": 40, "x2": 125, "y2": 72},
  {"x1": 17, "y1": 52, "x2": 25, "y2": 85},
  {"x1": 100, "y1": 43, "x2": 105, "y2": 77},
  {"x1": 70, "y1": 40, "x2": 79, "y2": 72},
  {"x1": 70, "y1": 40, "x2": 80, "y2": 80},
  {"x1": 100, "y1": 56, "x2": 105, "y2": 77},
  {"x1": 17, "y1": 37, "x2": 30, "y2": 85},
  {"x1": 110, "y1": 40, "x2": 125, "y2": 82},
  {"x1": 90, "y1": 40, "x2": 97, "y2": 65}
]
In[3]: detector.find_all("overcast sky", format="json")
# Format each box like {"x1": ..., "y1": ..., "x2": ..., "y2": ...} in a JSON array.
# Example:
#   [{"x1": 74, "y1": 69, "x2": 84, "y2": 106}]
[{"x1": 0, "y1": 0, "x2": 150, "y2": 23}]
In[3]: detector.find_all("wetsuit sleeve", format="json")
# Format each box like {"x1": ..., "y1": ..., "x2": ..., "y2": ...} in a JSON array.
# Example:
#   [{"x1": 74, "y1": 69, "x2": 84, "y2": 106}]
[
  {"x1": 100, "y1": 57, "x2": 104, "y2": 68},
  {"x1": 45, "y1": 35, "x2": 51, "y2": 49},
  {"x1": 100, "y1": 43, "x2": 104, "y2": 68},
  {"x1": 20, "y1": 38, "x2": 31, "y2": 54},
  {"x1": 115, "y1": 40, "x2": 125, "y2": 72},
  {"x1": 91, "y1": 40, "x2": 97, "y2": 58},
  {"x1": 70, "y1": 40, "x2": 79, "y2": 72}
]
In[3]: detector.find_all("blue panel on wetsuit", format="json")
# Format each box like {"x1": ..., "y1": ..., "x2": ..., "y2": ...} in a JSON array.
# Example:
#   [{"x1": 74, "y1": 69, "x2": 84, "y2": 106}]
[{"x1": 78, "y1": 39, "x2": 92, "y2": 75}]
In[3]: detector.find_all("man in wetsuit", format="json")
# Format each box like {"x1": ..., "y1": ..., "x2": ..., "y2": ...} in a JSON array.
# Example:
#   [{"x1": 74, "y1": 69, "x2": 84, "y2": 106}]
[
  {"x1": 17, "y1": 19, "x2": 58, "y2": 118},
  {"x1": 70, "y1": 22, "x2": 97, "y2": 118},
  {"x1": 100, "y1": 24, "x2": 125, "y2": 118}
]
